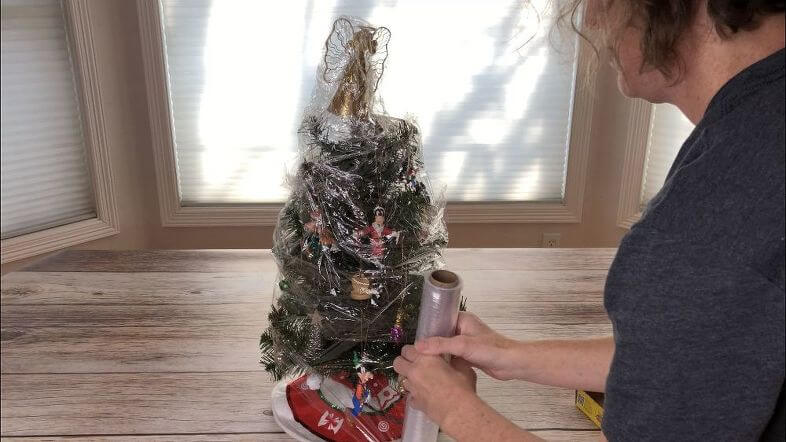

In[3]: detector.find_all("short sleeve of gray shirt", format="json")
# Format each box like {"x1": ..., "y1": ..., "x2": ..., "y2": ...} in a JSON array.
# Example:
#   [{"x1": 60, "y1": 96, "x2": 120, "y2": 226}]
[{"x1": 602, "y1": 49, "x2": 785, "y2": 441}]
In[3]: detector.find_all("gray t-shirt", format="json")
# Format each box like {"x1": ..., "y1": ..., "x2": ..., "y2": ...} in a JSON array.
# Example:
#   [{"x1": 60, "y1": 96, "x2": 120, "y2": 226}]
[{"x1": 603, "y1": 48, "x2": 785, "y2": 441}]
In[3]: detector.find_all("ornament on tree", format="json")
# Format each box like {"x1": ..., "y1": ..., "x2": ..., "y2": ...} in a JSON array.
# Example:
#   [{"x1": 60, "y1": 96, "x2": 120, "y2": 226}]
[
  {"x1": 259, "y1": 16, "x2": 448, "y2": 442},
  {"x1": 406, "y1": 171, "x2": 420, "y2": 193},
  {"x1": 351, "y1": 273, "x2": 373, "y2": 300},
  {"x1": 398, "y1": 163, "x2": 423, "y2": 195},
  {"x1": 302, "y1": 310, "x2": 324, "y2": 362},
  {"x1": 304, "y1": 210, "x2": 339, "y2": 252},
  {"x1": 355, "y1": 207, "x2": 400, "y2": 260},
  {"x1": 352, "y1": 353, "x2": 375, "y2": 416},
  {"x1": 390, "y1": 308, "x2": 405, "y2": 343},
  {"x1": 302, "y1": 235, "x2": 320, "y2": 260}
]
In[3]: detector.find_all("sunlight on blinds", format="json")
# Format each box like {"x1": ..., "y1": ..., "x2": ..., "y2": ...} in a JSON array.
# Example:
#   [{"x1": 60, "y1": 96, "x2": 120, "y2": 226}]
[
  {"x1": 160, "y1": 0, "x2": 577, "y2": 204},
  {"x1": 1, "y1": 0, "x2": 95, "y2": 239},
  {"x1": 640, "y1": 104, "x2": 695, "y2": 207}
]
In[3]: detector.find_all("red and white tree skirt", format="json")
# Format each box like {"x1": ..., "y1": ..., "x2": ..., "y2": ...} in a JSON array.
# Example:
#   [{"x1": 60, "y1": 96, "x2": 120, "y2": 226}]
[{"x1": 271, "y1": 372, "x2": 405, "y2": 441}]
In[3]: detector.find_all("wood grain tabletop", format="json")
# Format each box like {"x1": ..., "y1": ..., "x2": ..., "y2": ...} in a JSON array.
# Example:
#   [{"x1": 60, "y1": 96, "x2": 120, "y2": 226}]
[{"x1": 0, "y1": 248, "x2": 616, "y2": 441}]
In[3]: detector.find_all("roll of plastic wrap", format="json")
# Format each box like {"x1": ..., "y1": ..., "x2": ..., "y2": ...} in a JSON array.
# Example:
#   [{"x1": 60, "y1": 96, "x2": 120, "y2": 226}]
[{"x1": 401, "y1": 269, "x2": 463, "y2": 442}]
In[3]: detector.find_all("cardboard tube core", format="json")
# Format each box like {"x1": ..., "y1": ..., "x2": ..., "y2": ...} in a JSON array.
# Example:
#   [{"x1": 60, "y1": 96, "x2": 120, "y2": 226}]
[{"x1": 429, "y1": 270, "x2": 459, "y2": 288}]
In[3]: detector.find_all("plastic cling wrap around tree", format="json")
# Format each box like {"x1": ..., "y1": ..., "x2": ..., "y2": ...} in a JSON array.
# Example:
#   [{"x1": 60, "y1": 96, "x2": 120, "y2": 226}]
[{"x1": 259, "y1": 17, "x2": 447, "y2": 441}]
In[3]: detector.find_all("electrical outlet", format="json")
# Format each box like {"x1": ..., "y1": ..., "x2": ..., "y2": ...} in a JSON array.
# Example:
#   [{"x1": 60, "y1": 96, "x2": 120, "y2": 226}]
[{"x1": 542, "y1": 233, "x2": 561, "y2": 248}]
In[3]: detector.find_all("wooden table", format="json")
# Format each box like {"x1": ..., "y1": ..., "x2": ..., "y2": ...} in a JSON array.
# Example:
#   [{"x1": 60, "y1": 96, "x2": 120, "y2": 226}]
[{"x1": 1, "y1": 249, "x2": 615, "y2": 441}]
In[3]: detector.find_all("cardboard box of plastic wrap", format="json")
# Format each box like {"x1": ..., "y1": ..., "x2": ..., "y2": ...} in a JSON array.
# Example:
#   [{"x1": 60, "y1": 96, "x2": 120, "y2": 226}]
[{"x1": 575, "y1": 390, "x2": 604, "y2": 428}]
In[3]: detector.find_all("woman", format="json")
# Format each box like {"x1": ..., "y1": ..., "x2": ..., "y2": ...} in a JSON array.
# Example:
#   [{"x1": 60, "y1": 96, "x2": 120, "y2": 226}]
[{"x1": 393, "y1": 1, "x2": 785, "y2": 440}]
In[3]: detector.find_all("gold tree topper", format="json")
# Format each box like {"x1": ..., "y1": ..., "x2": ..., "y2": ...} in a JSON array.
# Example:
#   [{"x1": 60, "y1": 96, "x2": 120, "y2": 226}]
[{"x1": 323, "y1": 18, "x2": 391, "y2": 119}]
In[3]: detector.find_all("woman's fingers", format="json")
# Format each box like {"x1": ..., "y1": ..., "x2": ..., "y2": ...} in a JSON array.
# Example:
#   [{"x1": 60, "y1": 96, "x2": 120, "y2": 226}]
[
  {"x1": 450, "y1": 356, "x2": 473, "y2": 373},
  {"x1": 415, "y1": 335, "x2": 470, "y2": 357},
  {"x1": 400, "y1": 345, "x2": 419, "y2": 362},
  {"x1": 414, "y1": 336, "x2": 446, "y2": 354},
  {"x1": 393, "y1": 355, "x2": 413, "y2": 377},
  {"x1": 455, "y1": 311, "x2": 481, "y2": 335}
]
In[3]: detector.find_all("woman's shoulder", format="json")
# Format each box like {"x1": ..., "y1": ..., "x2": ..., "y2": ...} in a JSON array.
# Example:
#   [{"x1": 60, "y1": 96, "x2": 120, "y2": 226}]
[
  {"x1": 634, "y1": 82, "x2": 784, "y2": 283},
  {"x1": 644, "y1": 67, "x2": 784, "y2": 226}
]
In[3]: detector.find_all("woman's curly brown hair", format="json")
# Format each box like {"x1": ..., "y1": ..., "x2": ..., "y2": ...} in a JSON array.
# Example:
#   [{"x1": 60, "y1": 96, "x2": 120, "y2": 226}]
[{"x1": 561, "y1": 0, "x2": 785, "y2": 78}]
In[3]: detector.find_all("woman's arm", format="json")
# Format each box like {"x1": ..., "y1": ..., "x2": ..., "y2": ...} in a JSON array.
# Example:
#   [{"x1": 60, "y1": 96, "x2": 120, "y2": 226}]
[
  {"x1": 440, "y1": 392, "x2": 546, "y2": 442},
  {"x1": 511, "y1": 337, "x2": 615, "y2": 392},
  {"x1": 415, "y1": 312, "x2": 614, "y2": 392}
]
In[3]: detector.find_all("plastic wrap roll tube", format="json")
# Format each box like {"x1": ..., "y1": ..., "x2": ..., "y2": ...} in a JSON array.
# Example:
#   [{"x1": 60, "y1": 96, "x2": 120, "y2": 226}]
[{"x1": 401, "y1": 269, "x2": 462, "y2": 442}]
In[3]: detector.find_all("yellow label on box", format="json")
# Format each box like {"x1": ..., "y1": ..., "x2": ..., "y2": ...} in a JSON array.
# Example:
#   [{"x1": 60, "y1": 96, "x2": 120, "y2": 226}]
[{"x1": 575, "y1": 390, "x2": 604, "y2": 429}]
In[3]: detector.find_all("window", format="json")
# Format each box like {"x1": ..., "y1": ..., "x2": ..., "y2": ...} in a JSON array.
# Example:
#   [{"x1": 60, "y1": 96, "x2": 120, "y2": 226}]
[
  {"x1": 617, "y1": 101, "x2": 695, "y2": 228},
  {"x1": 140, "y1": 0, "x2": 595, "y2": 224},
  {"x1": 640, "y1": 103, "x2": 694, "y2": 205},
  {"x1": 1, "y1": 0, "x2": 118, "y2": 263}
]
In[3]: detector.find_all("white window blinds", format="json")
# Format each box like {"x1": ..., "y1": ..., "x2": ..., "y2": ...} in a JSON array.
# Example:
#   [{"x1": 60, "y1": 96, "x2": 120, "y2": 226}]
[
  {"x1": 159, "y1": 0, "x2": 578, "y2": 204},
  {"x1": 1, "y1": 0, "x2": 94, "y2": 239},
  {"x1": 640, "y1": 104, "x2": 695, "y2": 207}
]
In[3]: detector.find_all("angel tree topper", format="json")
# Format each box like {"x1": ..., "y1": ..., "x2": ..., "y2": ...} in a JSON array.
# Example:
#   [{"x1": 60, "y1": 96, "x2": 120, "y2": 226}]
[{"x1": 323, "y1": 19, "x2": 390, "y2": 119}]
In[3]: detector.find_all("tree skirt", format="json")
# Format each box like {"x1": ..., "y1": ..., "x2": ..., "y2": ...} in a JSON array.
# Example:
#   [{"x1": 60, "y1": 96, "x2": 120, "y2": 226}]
[{"x1": 271, "y1": 372, "x2": 405, "y2": 441}]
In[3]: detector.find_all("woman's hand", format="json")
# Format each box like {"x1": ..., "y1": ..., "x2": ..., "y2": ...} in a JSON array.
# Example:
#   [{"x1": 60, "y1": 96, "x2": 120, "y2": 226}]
[
  {"x1": 394, "y1": 346, "x2": 537, "y2": 442},
  {"x1": 414, "y1": 312, "x2": 524, "y2": 380},
  {"x1": 393, "y1": 345, "x2": 477, "y2": 426}
]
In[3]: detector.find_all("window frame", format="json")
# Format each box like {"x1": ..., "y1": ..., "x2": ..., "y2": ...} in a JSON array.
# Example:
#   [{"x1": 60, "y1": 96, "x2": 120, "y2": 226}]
[
  {"x1": 1, "y1": 0, "x2": 119, "y2": 264},
  {"x1": 616, "y1": 99, "x2": 654, "y2": 229},
  {"x1": 138, "y1": 0, "x2": 595, "y2": 226}
]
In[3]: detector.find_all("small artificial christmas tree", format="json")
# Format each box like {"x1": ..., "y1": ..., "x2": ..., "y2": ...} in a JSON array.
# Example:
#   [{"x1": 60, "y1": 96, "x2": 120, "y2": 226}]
[{"x1": 259, "y1": 17, "x2": 447, "y2": 438}]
